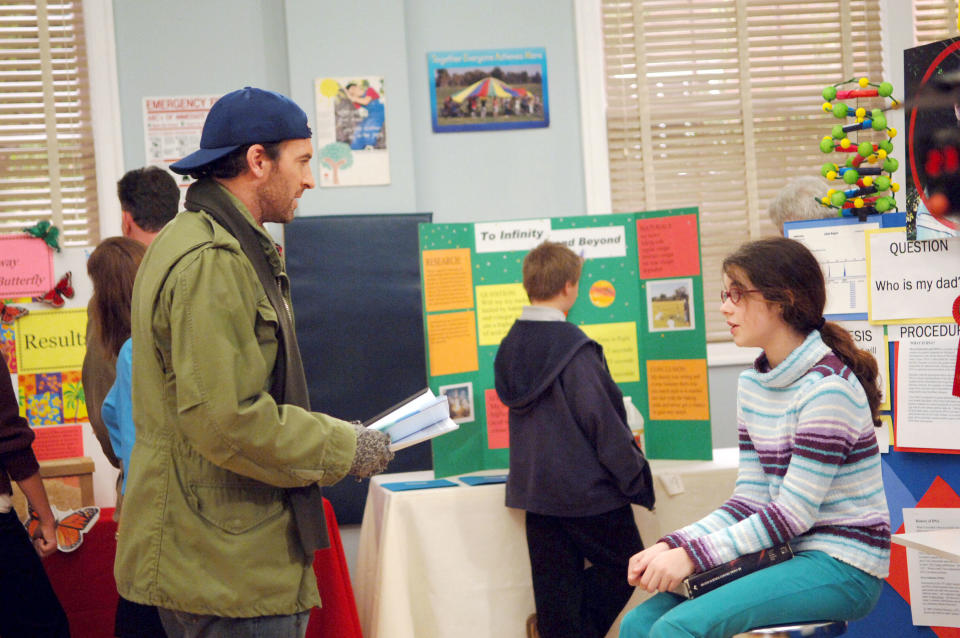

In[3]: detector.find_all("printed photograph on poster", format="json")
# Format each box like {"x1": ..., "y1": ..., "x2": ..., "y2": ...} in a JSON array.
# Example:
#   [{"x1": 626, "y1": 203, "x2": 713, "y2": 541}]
[
  {"x1": 428, "y1": 47, "x2": 549, "y2": 133},
  {"x1": 904, "y1": 37, "x2": 960, "y2": 240},
  {"x1": 143, "y1": 95, "x2": 220, "y2": 189},
  {"x1": 646, "y1": 278, "x2": 694, "y2": 332},
  {"x1": 438, "y1": 382, "x2": 474, "y2": 424},
  {"x1": 314, "y1": 76, "x2": 390, "y2": 187}
]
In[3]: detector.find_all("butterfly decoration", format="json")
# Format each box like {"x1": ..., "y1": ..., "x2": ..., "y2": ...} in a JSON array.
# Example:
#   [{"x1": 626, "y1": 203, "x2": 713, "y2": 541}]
[
  {"x1": 0, "y1": 301, "x2": 28, "y2": 325},
  {"x1": 23, "y1": 220, "x2": 61, "y2": 252},
  {"x1": 24, "y1": 505, "x2": 100, "y2": 553},
  {"x1": 34, "y1": 272, "x2": 74, "y2": 308}
]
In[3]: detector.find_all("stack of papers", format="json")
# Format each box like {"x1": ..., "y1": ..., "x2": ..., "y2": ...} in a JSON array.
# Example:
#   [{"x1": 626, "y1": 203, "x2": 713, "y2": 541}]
[{"x1": 365, "y1": 388, "x2": 460, "y2": 451}]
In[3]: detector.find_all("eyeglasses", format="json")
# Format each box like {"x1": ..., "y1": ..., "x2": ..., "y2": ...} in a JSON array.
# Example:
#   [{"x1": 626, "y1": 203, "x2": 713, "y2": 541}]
[{"x1": 720, "y1": 288, "x2": 761, "y2": 305}]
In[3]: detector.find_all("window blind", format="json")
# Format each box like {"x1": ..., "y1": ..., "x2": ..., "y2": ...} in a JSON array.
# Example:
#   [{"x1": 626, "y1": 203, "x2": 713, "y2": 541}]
[
  {"x1": 0, "y1": 0, "x2": 99, "y2": 246},
  {"x1": 602, "y1": 0, "x2": 883, "y2": 341},
  {"x1": 914, "y1": 0, "x2": 959, "y2": 45}
]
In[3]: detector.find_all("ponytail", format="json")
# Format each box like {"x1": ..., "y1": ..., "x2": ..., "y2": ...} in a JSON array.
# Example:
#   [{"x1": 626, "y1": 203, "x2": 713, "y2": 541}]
[{"x1": 820, "y1": 322, "x2": 882, "y2": 427}]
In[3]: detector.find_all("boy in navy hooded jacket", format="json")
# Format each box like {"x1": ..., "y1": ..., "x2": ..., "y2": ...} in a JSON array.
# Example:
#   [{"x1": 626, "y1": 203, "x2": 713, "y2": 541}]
[{"x1": 495, "y1": 241, "x2": 655, "y2": 638}]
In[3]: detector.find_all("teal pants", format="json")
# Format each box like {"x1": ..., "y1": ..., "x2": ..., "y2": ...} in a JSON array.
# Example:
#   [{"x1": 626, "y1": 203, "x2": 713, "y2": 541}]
[{"x1": 618, "y1": 551, "x2": 882, "y2": 638}]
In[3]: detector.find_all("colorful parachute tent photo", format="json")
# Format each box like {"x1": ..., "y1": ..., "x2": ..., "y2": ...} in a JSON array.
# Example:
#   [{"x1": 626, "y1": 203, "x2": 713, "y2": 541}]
[
  {"x1": 428, "y1": 47, "x2": 549, "y2": 133},
  {"x1": 451, "y1": 76, "x2": 526, "y2": 103}
]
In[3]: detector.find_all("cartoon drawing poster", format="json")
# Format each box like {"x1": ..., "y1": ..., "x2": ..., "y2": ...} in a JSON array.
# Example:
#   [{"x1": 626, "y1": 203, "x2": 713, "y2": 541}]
[{"x1": 314, "y1": 76, "x2": 390, "y2": 187}]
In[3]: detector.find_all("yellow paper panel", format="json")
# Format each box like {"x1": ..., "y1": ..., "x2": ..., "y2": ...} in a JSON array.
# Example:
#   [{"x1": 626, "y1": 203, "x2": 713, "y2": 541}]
[
  {"x1": 422, "y1": 248, "x2": 474, "y2": 312},
  {"x1": 647, "y1": 359, "x2": 710, "y2": 421},
  {"x1": 427, "y1": 311, "x2": 479, "y2": 376},
  {"x1": 15, "y1": 308, "x2": 87, "y2": 374},
  {"x1": 580, "y1": 322, "x2": 640, "y2": 383},
  {"x1": 476, "y1": 283, "x2": 527, "y2": 346}
]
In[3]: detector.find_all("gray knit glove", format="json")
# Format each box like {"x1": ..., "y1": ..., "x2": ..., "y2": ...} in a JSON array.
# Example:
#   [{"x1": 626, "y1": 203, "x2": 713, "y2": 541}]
[{"x1": 348, "y1": 423, "x2": 394, "y2": 479}]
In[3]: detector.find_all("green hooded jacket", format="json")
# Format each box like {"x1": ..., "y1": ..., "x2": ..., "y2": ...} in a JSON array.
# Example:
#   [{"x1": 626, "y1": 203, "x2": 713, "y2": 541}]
[{"x1": 114, "y1": 184, "x2": 357, "y2": 616}]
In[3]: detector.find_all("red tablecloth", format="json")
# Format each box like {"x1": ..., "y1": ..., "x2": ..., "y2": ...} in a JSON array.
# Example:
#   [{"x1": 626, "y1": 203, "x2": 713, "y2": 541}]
[{"x1": 43, "y1": 501, "x2": 361, "y2": 638}]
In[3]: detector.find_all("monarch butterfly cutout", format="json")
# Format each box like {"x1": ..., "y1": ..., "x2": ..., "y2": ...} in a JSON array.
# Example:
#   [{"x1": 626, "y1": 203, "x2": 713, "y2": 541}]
[
  {"x1": 24, "y1": 505, "x2": 100, "y2": 553},
  {"x1": 0, "y1": 301, "x2": 28, "y2": 325},
  {"x1": 34, "y1": 272, "x2": 74, "y2": 308}
]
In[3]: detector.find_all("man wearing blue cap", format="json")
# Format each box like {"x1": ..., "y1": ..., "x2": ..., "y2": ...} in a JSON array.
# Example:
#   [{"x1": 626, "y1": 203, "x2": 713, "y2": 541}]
[{"x1": 114, "y1": 87, "x2": 394, "y2": 638}]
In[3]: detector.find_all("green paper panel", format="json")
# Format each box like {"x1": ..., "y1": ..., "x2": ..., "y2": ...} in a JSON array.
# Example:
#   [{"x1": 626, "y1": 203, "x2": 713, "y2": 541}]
[
  {"x1": 634, "y1": 208, "x2": 712, "y2": 460},
  {"x1": 420, "y1": 210, "x2": 712, "y2": 478}
]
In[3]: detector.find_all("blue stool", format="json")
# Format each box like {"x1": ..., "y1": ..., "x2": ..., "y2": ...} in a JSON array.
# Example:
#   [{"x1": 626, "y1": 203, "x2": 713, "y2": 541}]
[{"x1": 740, "y1": 621, "x2": 847, "y2": 637}]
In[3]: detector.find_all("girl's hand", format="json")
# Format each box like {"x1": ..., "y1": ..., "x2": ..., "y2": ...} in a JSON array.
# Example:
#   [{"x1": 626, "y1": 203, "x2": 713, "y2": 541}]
[
  {"x1": 34, "y1": 517, "x2": 58, "y2": 557},
  {"x1": 638, "y1": 547, "x2": 695, "y2": 593},
  {"x1": 627, "y1": 541, "x2": 671, "y2": 585}
]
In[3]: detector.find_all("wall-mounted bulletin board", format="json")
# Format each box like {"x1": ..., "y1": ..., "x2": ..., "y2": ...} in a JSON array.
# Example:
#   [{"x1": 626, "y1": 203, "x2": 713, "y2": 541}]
[{"x1": 418, "y1": 209, "x2": 712, "y2": 478}]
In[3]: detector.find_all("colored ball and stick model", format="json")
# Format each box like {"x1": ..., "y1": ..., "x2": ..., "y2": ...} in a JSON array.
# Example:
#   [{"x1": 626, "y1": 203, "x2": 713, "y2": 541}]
[{"x1": 818, "y1": 77, "x2": 900, "y2": 220}]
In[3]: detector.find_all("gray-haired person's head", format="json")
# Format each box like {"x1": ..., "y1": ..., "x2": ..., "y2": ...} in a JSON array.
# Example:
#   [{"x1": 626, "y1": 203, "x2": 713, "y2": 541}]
[{"x1": 767, "y1": 176, "x2": 833, "y2": 234}]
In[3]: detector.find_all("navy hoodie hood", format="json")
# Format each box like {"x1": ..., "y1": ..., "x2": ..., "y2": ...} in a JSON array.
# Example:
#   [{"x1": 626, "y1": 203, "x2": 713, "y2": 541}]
[{"x1": 494, "y1": 320, "x2": 594, "y2": 410}]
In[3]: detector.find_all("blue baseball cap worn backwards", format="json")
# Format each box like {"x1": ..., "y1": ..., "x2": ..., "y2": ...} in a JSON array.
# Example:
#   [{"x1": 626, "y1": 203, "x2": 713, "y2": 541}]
[{"x1": 169, "y1": 87, "x2": 312, "y2": 175}]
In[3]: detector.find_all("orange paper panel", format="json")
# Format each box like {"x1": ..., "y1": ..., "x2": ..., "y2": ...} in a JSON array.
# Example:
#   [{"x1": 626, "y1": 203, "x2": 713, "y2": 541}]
[
  {"x1": 427, "y1": 311, "x2": 479, "y2": 376},
  {"x1": 484, "y1": 389, "x2": 509, "y2": 449},
  {"x1": 646, "y1": 359, "x2": 710, "y2": 421},
  {"x1": 422, "y1": 248, "x2": 474, "y2": 312}
]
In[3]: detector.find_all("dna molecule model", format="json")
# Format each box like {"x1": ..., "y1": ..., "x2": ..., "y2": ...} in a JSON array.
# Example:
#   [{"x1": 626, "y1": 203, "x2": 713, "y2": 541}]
[{"x1": 818, "y1": 77, "x2": 901, "y2": 221}]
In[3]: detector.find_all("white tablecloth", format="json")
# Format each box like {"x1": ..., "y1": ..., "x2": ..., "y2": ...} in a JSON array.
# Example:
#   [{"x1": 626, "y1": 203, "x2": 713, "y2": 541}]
[{"x1": 355, "y1": 448, "x2": 739, "y2": 638}]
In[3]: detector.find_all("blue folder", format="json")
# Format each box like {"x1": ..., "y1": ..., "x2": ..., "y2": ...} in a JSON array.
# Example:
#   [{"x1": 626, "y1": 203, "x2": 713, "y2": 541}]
[{"x1": 381, "y1": 479, "x2": 458, "y2": 492}]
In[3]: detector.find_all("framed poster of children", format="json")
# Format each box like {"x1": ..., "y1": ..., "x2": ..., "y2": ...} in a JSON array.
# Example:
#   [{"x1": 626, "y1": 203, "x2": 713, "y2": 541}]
[{"x1": 427, "y1": 47, "x2": 549, "y2": 133}]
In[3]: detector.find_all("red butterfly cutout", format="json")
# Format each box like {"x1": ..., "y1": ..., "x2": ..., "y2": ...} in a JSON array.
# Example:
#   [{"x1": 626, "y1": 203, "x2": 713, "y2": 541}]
[
  {"x1": 0, "y1": 301, "x2": 28, "y2": 325},
  {"x1": 25, "y1": 505, "x2": 100, "y2": 553},
  {"x1": 34, "y1": 271, "x2": 74, "y2": 308}
]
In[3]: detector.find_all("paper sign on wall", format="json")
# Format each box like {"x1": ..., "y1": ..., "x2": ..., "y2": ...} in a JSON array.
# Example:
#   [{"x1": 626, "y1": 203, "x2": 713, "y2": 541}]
[
  {"x1": 143, "y1": 94, "x2": 219, "y2": 188},
  {"x1": 314, "y1": 76, "x2": 390, "y2": 187},
  {"x1": 15, "y1": 309, "x2": 86, "y2": 374},
  {"x1": 0, "y1": 236, "x2": 54, "y2": 298}
]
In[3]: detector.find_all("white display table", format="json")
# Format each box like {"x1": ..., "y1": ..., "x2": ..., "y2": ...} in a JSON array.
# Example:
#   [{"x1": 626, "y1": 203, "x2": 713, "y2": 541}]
[{"x1": 355, "y1": 448, "x2": 739, "y2": 638}]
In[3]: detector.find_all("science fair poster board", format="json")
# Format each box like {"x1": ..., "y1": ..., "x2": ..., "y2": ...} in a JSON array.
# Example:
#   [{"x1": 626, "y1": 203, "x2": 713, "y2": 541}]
[{"x1": 419, "y1": 209, "x2": 711, "y2": 478}]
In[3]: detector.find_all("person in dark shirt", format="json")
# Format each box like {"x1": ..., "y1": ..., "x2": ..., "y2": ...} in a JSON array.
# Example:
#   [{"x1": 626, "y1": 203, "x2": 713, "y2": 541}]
[
  {"x1": 0, "y1": 354, "x2": 70, "y2": 637},
  {"x1": 495, "y1": 241, "x2": 655, "y2": 638}
]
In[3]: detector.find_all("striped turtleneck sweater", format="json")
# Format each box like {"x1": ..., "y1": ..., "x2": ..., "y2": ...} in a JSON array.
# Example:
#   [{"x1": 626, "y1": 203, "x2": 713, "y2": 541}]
[{"x1": 662, "y1": 331, "x2": 890, "y2": 578}]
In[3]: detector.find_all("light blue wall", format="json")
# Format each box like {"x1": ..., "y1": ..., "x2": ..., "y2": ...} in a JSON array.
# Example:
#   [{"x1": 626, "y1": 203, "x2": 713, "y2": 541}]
[
  {"x1": 284, "y1": 0, "x2": 418, "y2": 214},
  {"x1": 113, "y1": 0, "x2": 289, "y2": 172},
  {"x1": 402, "y1": 0, "x2": 587, "y2": 222},
  {"x1": 112, "y1": 0, "x2": 585, "y2": 222}
]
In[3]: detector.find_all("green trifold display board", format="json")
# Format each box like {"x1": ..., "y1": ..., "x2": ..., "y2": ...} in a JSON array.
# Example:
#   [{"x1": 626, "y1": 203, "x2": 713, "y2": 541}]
[{"x1": 419, "y1": 209, "x2": 712, "y2": 478}]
